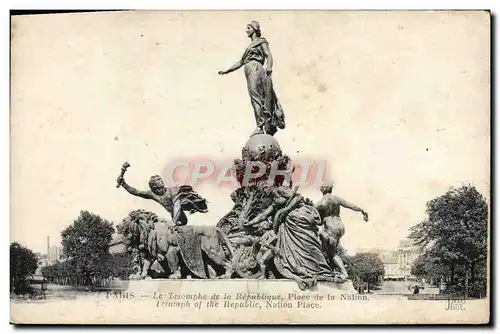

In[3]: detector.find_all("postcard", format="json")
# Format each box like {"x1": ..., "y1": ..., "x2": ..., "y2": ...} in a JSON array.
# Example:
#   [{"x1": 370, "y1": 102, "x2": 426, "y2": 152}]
[{"x1": 10, "y1": 10, "x2": 490, "y2": 324}]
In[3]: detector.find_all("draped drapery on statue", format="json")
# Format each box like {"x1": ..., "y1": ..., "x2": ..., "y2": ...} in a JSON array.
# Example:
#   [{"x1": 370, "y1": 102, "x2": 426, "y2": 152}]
[
  {"x1": 218, "y1": 21, "x2": 285, "y2": 136},
  {"x1": 241, "y1": 38, "x2": 285, "y2": 136},
  {"x1": 172, "y1": 185, "x2": 209, "y2": 214},
  {"x1": 273, "y1": 204, "x2": 336, "y2": 289}
]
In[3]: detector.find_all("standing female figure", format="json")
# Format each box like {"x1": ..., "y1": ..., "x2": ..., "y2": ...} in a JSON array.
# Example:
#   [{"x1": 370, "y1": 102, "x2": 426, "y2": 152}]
[{"x1": 219, "y1": 21, "x2": 285, "y2": 136}]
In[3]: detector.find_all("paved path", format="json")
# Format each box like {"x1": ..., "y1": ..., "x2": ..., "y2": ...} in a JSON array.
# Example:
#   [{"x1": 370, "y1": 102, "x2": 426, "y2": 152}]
[
  {"x1": 375, "y1": 281, "x2": 440, "y2": 295},
  {"x1": 375, "y1": 280, "x2": 411, "y2": 294}
]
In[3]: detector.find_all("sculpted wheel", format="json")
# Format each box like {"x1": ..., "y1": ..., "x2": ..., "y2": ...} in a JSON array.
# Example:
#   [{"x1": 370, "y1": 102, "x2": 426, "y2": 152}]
[{"x1": 232, "y1": 247, "x2": 262, "y2": 279}]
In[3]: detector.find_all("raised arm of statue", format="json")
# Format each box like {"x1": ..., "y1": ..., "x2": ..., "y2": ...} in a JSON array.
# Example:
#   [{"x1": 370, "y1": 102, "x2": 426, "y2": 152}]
[
  {"x1": 119, "y1": 179, "x2": 154, "y2": 200},
  {"x1": 218, "y1": 60, "x2": 243, "y2": 75},
  {"x1": 336, "y1": 196, "x2": 369, "y2": 221}
]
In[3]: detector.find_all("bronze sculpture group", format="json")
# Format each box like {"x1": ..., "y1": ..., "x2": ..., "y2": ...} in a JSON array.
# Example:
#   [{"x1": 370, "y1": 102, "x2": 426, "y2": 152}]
[{"x1": 112, "y1": 22, "x2": 369, "y2": 290}]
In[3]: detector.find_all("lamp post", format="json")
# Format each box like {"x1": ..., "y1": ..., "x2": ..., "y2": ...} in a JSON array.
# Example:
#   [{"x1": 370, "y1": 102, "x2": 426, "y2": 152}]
[{"x1": 41, "y1": 278, "x2": 48, "y2": 300}]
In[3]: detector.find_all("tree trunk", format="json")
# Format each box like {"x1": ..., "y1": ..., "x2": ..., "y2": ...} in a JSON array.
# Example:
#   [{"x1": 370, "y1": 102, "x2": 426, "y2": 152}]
[
  {"x1": 86, "y1": 275, "x2": 92, "y2": 287},
  {"x1": 465, "y1": 269, "x2": 469, "y2": 299}
]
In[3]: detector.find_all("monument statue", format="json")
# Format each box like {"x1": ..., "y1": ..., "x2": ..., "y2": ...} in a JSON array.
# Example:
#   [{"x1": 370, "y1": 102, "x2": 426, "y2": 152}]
[
  {"x1": 241, "y1": 182, "x2": 342, "y2": 290},
  {"x1": 114, "y1": 209, "x2": 234, "y2": 279},
  {"x1": 213, "y1": 134, "x2": 349, "y2": 289},
  {"x1": 110, "y1": 22, "x2": 363, "y2": 292},
  {"x1": 116, "y1": 162, "x2": 208, "y2": 226},
  {"x1": 218, "y1": 21, "x2": 285, "y2": 137},
  {"x1": 217, "y1": 134, "x2": 294, "y2": 279},
  {"x1": 315, "y1": 182, "x2": 369, "y2": 281}
]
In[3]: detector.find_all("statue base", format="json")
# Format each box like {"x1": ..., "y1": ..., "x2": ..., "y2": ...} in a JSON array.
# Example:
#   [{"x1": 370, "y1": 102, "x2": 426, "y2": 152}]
[{"x1": 123, "y1": 278, "x2": 357, "y2": 295}]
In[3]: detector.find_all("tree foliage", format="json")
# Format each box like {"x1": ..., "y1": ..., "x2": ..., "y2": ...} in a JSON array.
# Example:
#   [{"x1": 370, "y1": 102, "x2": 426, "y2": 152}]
[
  {"x1": 411, "y1": 251, "x2": 450, "y2": 283},
  {"x1": 10, "y1": 242, "x2": 38, "y2": 293},
  {"x1": 347, "y1": 252, "x2": 385, "y2": 291},
  {"x1": 60, "y1": 210, "x2": 115, "y2": 286},
  {"x1": 409, "y1": 185, "x2": 488, "y2": 297},
  {"x1": 98, "y1": 252, "x2": 136, "y2": 280},
  {"x1": 42, "y1": 252, "x2": 134, "y2": 285}
]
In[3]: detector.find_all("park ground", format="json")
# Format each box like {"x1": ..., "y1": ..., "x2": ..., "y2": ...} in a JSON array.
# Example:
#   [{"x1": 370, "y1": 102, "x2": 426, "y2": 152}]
[
  {"x1": 10, "y1": 280, "x2": 489, "y2": 324},
  {"x1": 12, "y1": 280, "x2": 442, "y2": 302},
  {"x1": 374, "y1": 280, "x2": 440, "y2": 295}
]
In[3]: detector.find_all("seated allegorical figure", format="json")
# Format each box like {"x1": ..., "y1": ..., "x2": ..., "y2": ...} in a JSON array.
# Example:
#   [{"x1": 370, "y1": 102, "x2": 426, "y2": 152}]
[{"x1": 243, "y1": 183, "x2": 338, "y2": 289}]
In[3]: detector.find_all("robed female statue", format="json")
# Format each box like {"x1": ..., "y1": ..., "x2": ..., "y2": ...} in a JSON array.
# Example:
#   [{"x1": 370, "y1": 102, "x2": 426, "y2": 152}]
[{"x1": 219, "y1": 21, "x2": 286, "y2": 136}]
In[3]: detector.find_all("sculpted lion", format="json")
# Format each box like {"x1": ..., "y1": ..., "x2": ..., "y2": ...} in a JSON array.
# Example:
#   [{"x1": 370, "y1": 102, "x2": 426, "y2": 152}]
[{"x1": 114, "y1": 209, "x2": 235, "y2": 279}]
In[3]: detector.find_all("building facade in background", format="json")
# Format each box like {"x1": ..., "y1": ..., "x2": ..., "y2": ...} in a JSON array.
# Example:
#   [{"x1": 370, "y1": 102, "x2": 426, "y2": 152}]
[
  {"x1": 34, "y1": 241, "x2": 64, "y2": 275},
  {"x1": 48, "y1": 245, "x2": 62, "y2": 263},
  {"x1": 379, "y1": 251, "x2": 399, "y2": 279},
  {"x1": 395, "y1": 239, "x2": 421, "y2": 280},
  {"x1": 360, "y1": 239, "x2": 422, "y2": 280}
]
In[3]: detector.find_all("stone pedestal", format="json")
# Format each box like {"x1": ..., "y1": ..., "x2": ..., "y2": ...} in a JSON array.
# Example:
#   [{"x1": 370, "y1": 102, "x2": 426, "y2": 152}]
[{"x1": 124, "y1": 278, "x2": 357, "y2": 295}]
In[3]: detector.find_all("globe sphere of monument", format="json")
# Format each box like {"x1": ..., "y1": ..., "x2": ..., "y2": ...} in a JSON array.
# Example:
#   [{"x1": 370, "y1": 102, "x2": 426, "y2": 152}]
[{"x1": 243, "y1": 134, "x2": 282, "y2": 160}]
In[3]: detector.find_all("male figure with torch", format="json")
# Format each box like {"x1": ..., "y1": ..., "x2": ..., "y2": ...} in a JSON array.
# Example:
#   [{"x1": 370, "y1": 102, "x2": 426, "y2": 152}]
[{"x1": 116, "y1": 161, "x2": 208, "y2": 226}]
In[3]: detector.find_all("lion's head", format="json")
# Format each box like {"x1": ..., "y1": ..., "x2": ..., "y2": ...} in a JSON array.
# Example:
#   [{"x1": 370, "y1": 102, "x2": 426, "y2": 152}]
[{"x1": 116, "y1": 209, "x2": 159, "y2": 247}]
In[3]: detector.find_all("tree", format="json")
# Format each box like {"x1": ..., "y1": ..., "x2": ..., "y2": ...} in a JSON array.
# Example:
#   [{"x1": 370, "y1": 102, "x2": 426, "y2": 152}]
[
  {"x1": 10, "y1": 242, "x2": 38, "y2": 293},
  {"x1": 98, "y1": 252, "x2": 135, "y2": 280},
  {"x1": 409, "y1": 185, "x2": 488, "y2": 297},
  {"x1": 61, "y1": 210, "x2": 115, "y2": 286},
  {"x1": 348, "y1": 252, "x2": 385, "y2": 292},
  {"x1": 42, "y1": 252, "x2": 135, "y2": 286},
  {"x1": 41, "y1": 264, "x2": 55, "y2": 283},
  {"x1": 411, "y1": 251, "x2": 450, "y2": 285}
]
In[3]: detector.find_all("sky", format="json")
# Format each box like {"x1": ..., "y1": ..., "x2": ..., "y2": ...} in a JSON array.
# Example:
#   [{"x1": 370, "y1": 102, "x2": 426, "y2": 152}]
[{"x1": 10, "y1": 11, "x2": 490, "y2": 255}]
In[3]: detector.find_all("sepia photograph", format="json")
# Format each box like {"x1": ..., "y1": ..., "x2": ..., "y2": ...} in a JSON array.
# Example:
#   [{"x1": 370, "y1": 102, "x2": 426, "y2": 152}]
[{"x1": 9, "y1": 10, "x2": 490, "y2": 324}]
